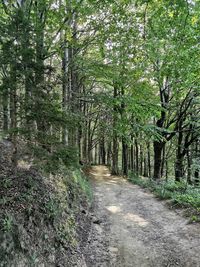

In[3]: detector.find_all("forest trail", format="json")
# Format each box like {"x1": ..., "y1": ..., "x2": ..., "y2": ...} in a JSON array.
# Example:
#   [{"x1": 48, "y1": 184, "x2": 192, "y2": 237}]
[{"x1": 84, "y1": 166, "x2": 200, "y2": 267}]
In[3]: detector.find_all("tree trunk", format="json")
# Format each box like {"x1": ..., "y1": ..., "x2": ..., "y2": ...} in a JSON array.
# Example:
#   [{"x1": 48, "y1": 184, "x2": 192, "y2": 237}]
[
  {"x1": 61, "y1": 37, "x2": 69, "y2": 145},
  {"x1": 161, "y1": 145, "x2": 165, "y2": 177},
  {"x1": 122, "y1": 137, "x2": 128, "y2": 176},
  {"x1": 165, "y1": 159, "x2": 168, "y2": 181},
  {"x1": 175, "y1": 157, "x2": 184, "y2": 182},
  {"x1": 135, "y1": 139, "x2": 139, "y2": 175},
  {"x1": 187, "y1": 149, "x2": 192, "y2": 184},
  {"x1": 100, "y1": 137, "x2": 106, "y2": 165},
  {"x1": 107, "y1": 142, "x2": 112, "y2": 166},
  {"x1": 94, "y1": 144, "x2": 98, "y2": 165},
  {"x1": 147, "y1": 142, "x2": 151, "y2": 178},
  {"x1": 130, "y1": 140, "x2": 134, "y2": 171},
  {"x1": 10, "y1": 65, "x2": 17, "y2": 167},
  {"x1": 87, "y1": 120, "x2": 92, "y2": 163},
  {"x1": 194, "y1": 140, "x2": 199, "y2": 185},
  {"x1": 139, "y1": 145, "x2": 143, "y2": 176},
  {"x1": 153, "y1": 141, "x2": 165, "y2": 179},
  {"x1": 143, "y1": 156, "x2": 148, "y2": 177},
  {"x1": 112, "y1": 84, "x2": 118, "y2": 175}
]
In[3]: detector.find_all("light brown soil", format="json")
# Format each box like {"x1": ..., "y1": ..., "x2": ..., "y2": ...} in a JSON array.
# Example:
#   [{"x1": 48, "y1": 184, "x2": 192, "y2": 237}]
[{"x1": 83, "y1": 165, "x2": 200, "y2": 267}]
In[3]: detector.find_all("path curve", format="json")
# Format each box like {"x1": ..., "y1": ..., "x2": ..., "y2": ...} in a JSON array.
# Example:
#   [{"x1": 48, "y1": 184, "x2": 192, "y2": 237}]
[{"x1": 84, "y1": 166, "x2": 200, "y2": 267}]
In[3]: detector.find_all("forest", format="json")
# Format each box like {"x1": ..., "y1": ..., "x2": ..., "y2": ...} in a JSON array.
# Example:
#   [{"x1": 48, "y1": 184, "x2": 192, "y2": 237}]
[
  {"x1": 0, "y1": 0, "x2": 200, "y2": 266},
  {"x1": 1, "y1": 0, "x2": 200, "y2": 181}
]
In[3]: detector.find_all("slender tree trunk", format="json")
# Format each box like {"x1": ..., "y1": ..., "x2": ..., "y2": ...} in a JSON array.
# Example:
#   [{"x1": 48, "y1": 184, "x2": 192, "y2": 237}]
[
  {"x1": 135, "y1": 139, "x2": 139, "y2": 175},
  {"x1": 161, "y1": 145, "x2": 165, "y2": 177},
  {"x1": 139, "y1": 145, "x2": 143, "y2": 176},
  {"x1": 82, "y1": 86, "x2": 87, "y2": 162},
  {"x1": 61, "y1": 36, "x2": 68, "y2": 145},
  {"x1": 143, "y1": 156, "x2": 148, "y2": 177},
  {"x1": 130, "y1": 139, "x2": 134, "y2": 171},
  {"x1": 122, "y1": 137, "x2": 128, "y2": 176},
  {"x1": 94, "y1": 144, "x2": 98, "y2": 165},
  {"x1": 10, "y1": 65, "x2": 17, "y2": 166},
  {"x1": 147, "y1": 142, "x2": 151, "y2": 178},
  {"x1": 194, "y1": 140, "x2": 199, "y2": 185},
  {"x1": 165, "y1": 159, "x2": 168, "y2": 181},
  {"x1": 100, "y1": 137, "x2": 106, "y2": 165},
  {"x1": 87, "y1": 120, "x2": 92, "y2": 163},
  {"x1": 187, "y1": 149, "x2": 192, "y2": 184},
  {"x1": 112, "y1": 85, "x2": 118, "y2": 175},
  {"x1": 78, "y1": 126, "x2": 82, "y2": 161},
  {"x1": 107, "y1": 142, "x2": 112, "y2": 166},
  {"x1": 98, "y1": 143, "x2": 101, "y2": 165}
]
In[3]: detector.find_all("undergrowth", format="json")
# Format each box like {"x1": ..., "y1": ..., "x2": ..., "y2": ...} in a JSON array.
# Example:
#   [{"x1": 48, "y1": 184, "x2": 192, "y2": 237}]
[{"x1": 128, "y1": 173, "x2": 200, "y2": 222}]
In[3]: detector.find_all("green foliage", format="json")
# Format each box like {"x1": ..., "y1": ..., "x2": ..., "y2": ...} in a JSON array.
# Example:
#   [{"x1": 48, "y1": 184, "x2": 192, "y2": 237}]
[
  {"x1": 51, "y1": 147, "x2": 79, "y2": 169},
  {"x1": 189, "y1": 215, "x2": 200, "y2": 223},
  {"x1": 172, "y1": 190, "x2": 200, "y2": 209},
  {"x1": 44, "y1": 197, "x2": 61, "y2": 222},
  {"x1": 2, "y1": 213, "x2": 14, "y2": 233},
  {"x1": 1, "y1": 178, "x2": 13, "y2": 189},
  {"x1": 56, "y1": 215, "x2": 77, "y2": 247},
  {"x1": 72, "y1": 169, "x2": 93, "y2": 202},
  {"x1": 163, "y1": 180, "x2": 187, "y2": 192},
  {"x1": 30, "y1": 145, "x2": 79, "y2": 173}
]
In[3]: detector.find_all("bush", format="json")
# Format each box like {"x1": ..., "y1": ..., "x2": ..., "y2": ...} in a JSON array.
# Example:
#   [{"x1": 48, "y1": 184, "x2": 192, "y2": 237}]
[{"x1": 172, "y1": 192, "x2": 200, "y2": 208}]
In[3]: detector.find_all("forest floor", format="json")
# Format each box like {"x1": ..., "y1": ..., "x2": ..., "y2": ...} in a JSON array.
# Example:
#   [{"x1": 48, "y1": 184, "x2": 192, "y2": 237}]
[{"x1": 83, "y1": 165, "x2": 200, "y2": 267}]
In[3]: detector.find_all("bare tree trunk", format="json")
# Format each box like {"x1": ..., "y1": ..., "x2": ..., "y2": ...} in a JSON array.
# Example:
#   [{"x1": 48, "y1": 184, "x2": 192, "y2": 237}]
[
  {"x1": 94, "y1": 144, "x2": 98, "y2": 165},
  {"x1": 143, "y1": 156, "x2": 148, "y2": 177},
  {"x1": 130, "y1": 139, "x2": 134, "y2": 171},
  {"x1": 61, "y1": 36, "x2": 69, "y2": 145},
  {"x1": 147, "y1": 142, "x2": 151, "y2": 178},
  {"x1": 112, "y1": 84, "x2": 118, "y2": 175},
  {"x1": 100, "y1": 137, "x2": 106, "y2": 165},
  {"x1": 165, "y1": 159, "x2": 168, "y2": 181},
  {"x1": 87, "y1": 120, "x2": 92, "y2": 163},
  {"x1": 187, "y1": 149, "x2": 192, "y2": 184},
  {"x1": 161, "y1": 145, "x2": 165, "y2": 177},
  {"x1": 153, "y1": 141, "x2": 165, "y2": 179},
  {"x1": 194, "y1": 140, "x2": 199, "y2": 185},
  {"x1": 139, "y1": 145, "x2": 143, "y2": 176},
  {"x1": 107, "y1": 142, "x2": 112, "y2": 166},
  {"x1": 135, "y1": 139, "x2": 139, "y2": 175},
  {"x1": 122, "y1": 137, "x2": 128, "y2": 176},
  {"x1": 10, "y1": 65, "x2": 17, "y2": 167}
]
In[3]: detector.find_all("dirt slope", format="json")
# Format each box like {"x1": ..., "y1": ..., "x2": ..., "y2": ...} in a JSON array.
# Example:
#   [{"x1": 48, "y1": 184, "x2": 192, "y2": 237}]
[{"x1": 83, "y1": 166, "x2": 200, "y2": 267}]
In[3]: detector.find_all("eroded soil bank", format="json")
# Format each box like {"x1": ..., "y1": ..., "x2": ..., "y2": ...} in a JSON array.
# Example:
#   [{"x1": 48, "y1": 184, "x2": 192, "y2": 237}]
[{"x1": 83, "y1": 166, "x2": 200, "y2": 267}]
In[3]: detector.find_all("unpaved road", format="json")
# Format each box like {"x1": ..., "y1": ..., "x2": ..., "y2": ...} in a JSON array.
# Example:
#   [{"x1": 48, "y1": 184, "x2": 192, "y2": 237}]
[{"x1": 83, "y1": 166, "x2": 200, "y2": 267}]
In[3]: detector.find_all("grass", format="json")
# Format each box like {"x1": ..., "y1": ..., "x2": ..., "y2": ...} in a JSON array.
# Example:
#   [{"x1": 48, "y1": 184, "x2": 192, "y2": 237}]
[
  {"x1": 72, "y1": 169, "x2": 93, "y2": 203},
  {"x1": 128, "y1": 173, "x2": 200, "y2": 222}
]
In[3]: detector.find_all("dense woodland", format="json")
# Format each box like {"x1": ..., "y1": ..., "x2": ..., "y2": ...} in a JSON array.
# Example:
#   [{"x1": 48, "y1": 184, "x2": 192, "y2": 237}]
[{"x1": 0, "y1": 0, "x2": 200, "y2": 183}]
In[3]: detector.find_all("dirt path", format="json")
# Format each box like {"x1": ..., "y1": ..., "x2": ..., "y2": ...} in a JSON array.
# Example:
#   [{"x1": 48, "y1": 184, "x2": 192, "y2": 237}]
[{"x1": 83, "y1": 166, "x2": 200, "y2": 267}]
